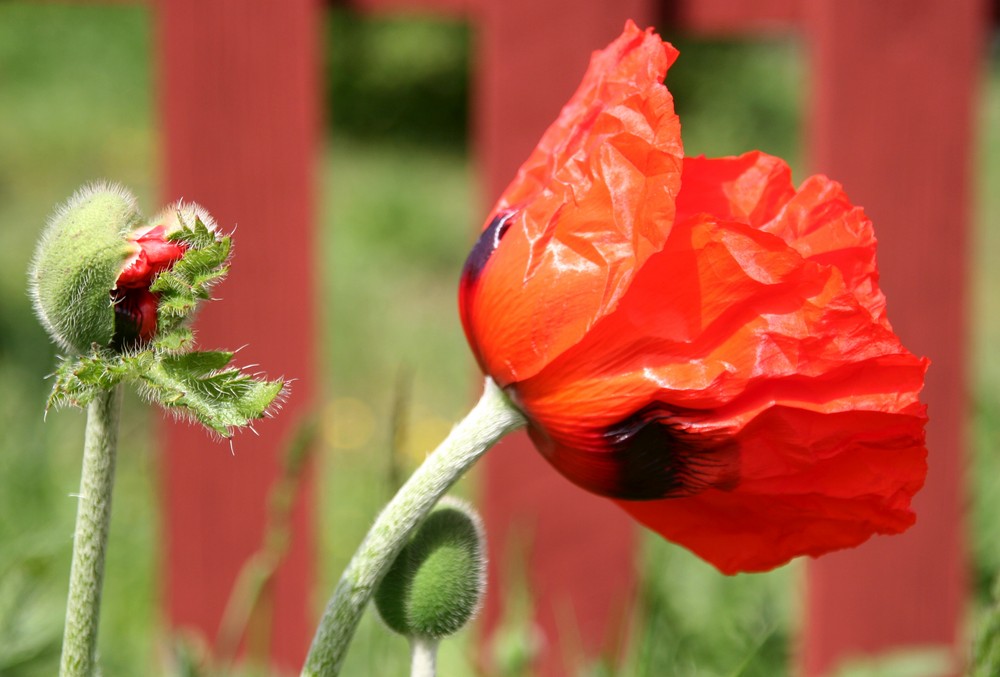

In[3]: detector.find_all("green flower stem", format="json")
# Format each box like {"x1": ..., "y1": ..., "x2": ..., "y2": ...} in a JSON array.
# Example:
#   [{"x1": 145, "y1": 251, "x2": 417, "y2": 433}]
[
  {"x1": 302, "y1": 378, "x2": 526, "y2": 676},
  {"x1": 410, "y1": 638, "x2": 439, "y2": 677},
  {"x1": 59, "y1": 385, "x2": 122, "y2": 677}
]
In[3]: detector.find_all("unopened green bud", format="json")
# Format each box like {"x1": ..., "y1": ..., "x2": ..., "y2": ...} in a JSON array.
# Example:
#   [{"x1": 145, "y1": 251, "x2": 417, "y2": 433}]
[
  {"x1": 29, "y1": 183, "x2": 141, "y2": 353},
  {"x1": 375, "y1": 498, "x2": 487, "y2": 640}
]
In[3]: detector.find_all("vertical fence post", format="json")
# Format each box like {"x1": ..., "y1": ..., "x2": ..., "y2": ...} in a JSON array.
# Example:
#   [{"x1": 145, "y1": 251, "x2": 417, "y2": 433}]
[
  {"x1": 158, "y1": 0, "x2": 320, "y2": 670},
  {"x1": 801, "y1": 1, "x2": 984, "y2": 673},
  {"x1": 476, "y1": 3, "x2": 654, "y2": 674}
]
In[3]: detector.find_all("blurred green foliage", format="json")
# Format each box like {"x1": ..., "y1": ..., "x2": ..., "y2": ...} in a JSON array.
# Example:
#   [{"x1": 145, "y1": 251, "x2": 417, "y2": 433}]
[
  {"x1": 972, "y1": 42, "x2": 1000, "y2": 599},
  {"x1": 667, "y1": 37, "x2": 804, "y2": 168},
  {"x1": 326, "y1": 8, "x2": 471, "y2": 149},
  {"x1": 1, "y1": 3, "x2": 998, "y2": 676}
]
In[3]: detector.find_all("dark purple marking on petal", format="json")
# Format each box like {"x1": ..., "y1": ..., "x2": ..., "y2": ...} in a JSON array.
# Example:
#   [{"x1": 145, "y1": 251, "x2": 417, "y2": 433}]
[
  {"x1": 459, "y1": 209, "x2": 516, "y2": 289},
  {"x1": 531, "y1": 404, "x2": 740, "y2": 500}
]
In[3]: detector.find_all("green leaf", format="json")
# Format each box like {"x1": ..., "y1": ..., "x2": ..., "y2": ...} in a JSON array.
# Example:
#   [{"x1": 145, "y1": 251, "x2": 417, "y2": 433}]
[
  {"x1": 972, "y1": 578, "x2": 1000, "y2": 677},
  {"x1": 46, "y1": 349, "x2": 133, "y2": 410},
  {"x1": 166, "y1": 350, "x2": 234, "y2": 373},
  {"x1": 152, "y1": 327, "x2": 194, "y2": 352},
  {"x1": 46, "y1": 346, "x2": 284, "y2": 437},
  {"x1": 169, "y1": 217, "x2": 221, "y2": 250},
  {"x1": 156, "y1": 294, "x2": 197, "y2": 319},
  {"x1": 138, "y1": 351, "x2": 284, "y2": 437},
  {"x1": 148, "y1": 270, "x2": 189, "y2": 297},
  {"x1": 152, "y1": 219, "x2": 232, "y2": 336}
]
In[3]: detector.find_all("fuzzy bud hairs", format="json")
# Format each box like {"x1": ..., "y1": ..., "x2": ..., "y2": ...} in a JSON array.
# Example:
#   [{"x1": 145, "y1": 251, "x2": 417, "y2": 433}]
[
  {"x1": 374, "y1": 497, "x2": 488, "y2": 640},
  {"x1": 29, "y1": 182, "x2": 142, "y2": 353}
]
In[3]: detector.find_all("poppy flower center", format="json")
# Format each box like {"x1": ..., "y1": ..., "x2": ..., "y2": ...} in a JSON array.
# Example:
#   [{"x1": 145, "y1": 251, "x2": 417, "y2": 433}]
[{"x1": 112, "y1": 225, "x2": 187, "y2": 349}]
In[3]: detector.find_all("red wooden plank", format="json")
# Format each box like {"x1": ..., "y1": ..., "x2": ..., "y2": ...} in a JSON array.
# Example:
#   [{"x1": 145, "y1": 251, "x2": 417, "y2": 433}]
[
  {"x1": 158, "y1": 0, "x2": 320, "y2": 670},
  {"x1": 348, "y1": 0, "x2": 803, "y2": 27},
  {"x1": 348, "y1": 0, "x2": 474, "y2": 18},
  {"x1": 669, "y1": 0, "x2": 798, "y2": 34},
  {"x1": 801, "y1": 1, "x2": 984, "y2": 674},
  {"x1": 476, "y1": 4, "x2": 654, "y2": 674}
]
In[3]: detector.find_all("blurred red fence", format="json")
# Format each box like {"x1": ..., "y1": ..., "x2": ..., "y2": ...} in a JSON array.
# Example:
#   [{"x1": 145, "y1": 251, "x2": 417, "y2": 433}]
[{"x1": 154, "y1": 0, "x2": 988, "y2": 674}]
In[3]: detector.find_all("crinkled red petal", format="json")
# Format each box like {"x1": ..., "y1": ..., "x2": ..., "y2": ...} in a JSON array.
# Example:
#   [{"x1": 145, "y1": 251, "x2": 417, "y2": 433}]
[
  {"x1": 460, "y1": 21, "x2": 683, "y2": 386},
  {"x1": 679, "y1": 152, "x2": 888, "y2": 326},
  {"x1": 615, "y1": 404, "x2": 925, "y2": 574},
  {"x1": 511, "y1": 212, "x2": 927, "y2": 572},
  {"x1": 117, "y1": 225, "x2": 187, "y2": 289}
]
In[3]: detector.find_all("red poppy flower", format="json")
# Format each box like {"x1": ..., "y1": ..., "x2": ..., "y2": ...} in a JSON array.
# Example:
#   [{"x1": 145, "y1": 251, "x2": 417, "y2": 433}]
[
  {"x1": 113, "y1": 223, "x2": 188, "y2": 346},
  {"x1": 459, "y1": 21, "x2": 928, "y2": 574}
]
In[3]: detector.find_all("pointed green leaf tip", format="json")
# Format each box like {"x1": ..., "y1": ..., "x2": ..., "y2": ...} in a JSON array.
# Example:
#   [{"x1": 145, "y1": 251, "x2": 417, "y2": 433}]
[
  {"x1": 375, "y1": 498, "x2": 487, "y2": 640},
  {"x1": 29, "y1": 183, "x2": 141, "y2": 353},
  {"x1": 141, "y1": 351, "x2": 285, "y2": 437},
  {"x1": 47, "y1": 345, "x2": 286, "y2": 438}
]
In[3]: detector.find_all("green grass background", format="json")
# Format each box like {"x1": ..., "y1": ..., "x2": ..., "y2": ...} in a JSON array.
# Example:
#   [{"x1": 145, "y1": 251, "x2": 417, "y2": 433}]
[{"x1": 0, "y1": 4, "x2": 996, "y2": 676}]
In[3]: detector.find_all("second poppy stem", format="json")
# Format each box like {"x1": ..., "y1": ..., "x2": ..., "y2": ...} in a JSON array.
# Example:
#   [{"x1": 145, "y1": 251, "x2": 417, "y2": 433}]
[{"x1": 301, "y1": 378, "x2": 526, "y2": 676}]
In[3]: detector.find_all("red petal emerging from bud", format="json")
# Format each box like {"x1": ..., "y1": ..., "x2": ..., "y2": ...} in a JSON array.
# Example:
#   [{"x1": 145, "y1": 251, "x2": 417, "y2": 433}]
[
  {"x1": 117, "y1": 225, "x2": 187, "y2": 288},
  {"x1": 113, "y1": 224, "x2": 187, "y2": 346}
]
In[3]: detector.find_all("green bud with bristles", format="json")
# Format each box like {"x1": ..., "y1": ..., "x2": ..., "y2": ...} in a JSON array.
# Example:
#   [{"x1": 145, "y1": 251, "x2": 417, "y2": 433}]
[
  {"x1": 30, "y1": 183, "x2": 286, "y2": 439},
  {"x1": 28, "y1": 183, "x2": 141, "y2": 353},
  {"x1": 375, "y1": 498, "x2": 487, "y2": 640}
]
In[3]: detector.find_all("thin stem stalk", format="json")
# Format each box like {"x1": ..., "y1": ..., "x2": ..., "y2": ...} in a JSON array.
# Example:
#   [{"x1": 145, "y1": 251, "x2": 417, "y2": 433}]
[
  {"x1": 59, "y1": 385, "x2": 122, "y2": 676},
  {"x1": 301, "y1": 378, "x2": 526, "y2": 676},
  {"x1": 410, "y1": 637, "x2": 439, "y2": 677}
]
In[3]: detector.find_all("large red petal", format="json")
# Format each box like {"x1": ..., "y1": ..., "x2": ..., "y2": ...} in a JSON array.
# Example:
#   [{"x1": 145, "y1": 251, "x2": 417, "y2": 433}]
[
  {"x1": 460, "y1": 22, "x2": 683, "y2": 386},
  {"x1": 615, "y1": 404, "x2": 926, "y2": 574},
  {"x1": 676, "y1": 151, "x2": 796, "y2": 228},
  {"x1": 516, "y1": 215, "x2": 923, "y2": 430},
  {"x1": 679, "y1": 152, "x2": 887, "y2": 326},
  {"x1": 510, "y1": 214, "x2": 926, "y2": 570}
]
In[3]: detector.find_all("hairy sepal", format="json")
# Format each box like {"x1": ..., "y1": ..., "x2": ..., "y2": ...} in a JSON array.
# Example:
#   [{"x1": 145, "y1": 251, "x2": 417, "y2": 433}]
[{"x1": 151, "y1": 217, "x2": 232, "y2": 343}]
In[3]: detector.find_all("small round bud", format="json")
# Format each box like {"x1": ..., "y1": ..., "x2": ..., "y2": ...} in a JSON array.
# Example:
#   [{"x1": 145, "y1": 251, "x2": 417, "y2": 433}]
[
  {"x1": 29, "y1": 183, "x2": 141, "y2": 353},
  {"x1": 375, "y1": 498, "x2": 487, "y2": 640}
]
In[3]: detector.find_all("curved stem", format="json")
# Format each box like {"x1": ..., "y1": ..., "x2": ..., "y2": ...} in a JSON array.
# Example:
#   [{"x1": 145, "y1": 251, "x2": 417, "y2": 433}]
[
  {"x1": 60, "y1": 385, "x2": 123, "y2": 676},
  {"x1": 302, "y1": 378, "x2": 526, "y2": 676}
]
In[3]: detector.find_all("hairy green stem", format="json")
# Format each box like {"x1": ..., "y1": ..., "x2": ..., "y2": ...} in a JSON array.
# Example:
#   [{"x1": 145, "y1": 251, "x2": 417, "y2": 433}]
[
  {"x1": 59, "y1": 385, "x2": 122, "y2": 676},
  {"x1": 410, "y1": 638, "x2": 439, "y2": 677},
  {"x1": 302, "y1": 378, "x2": 526, "y2": 676}
]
